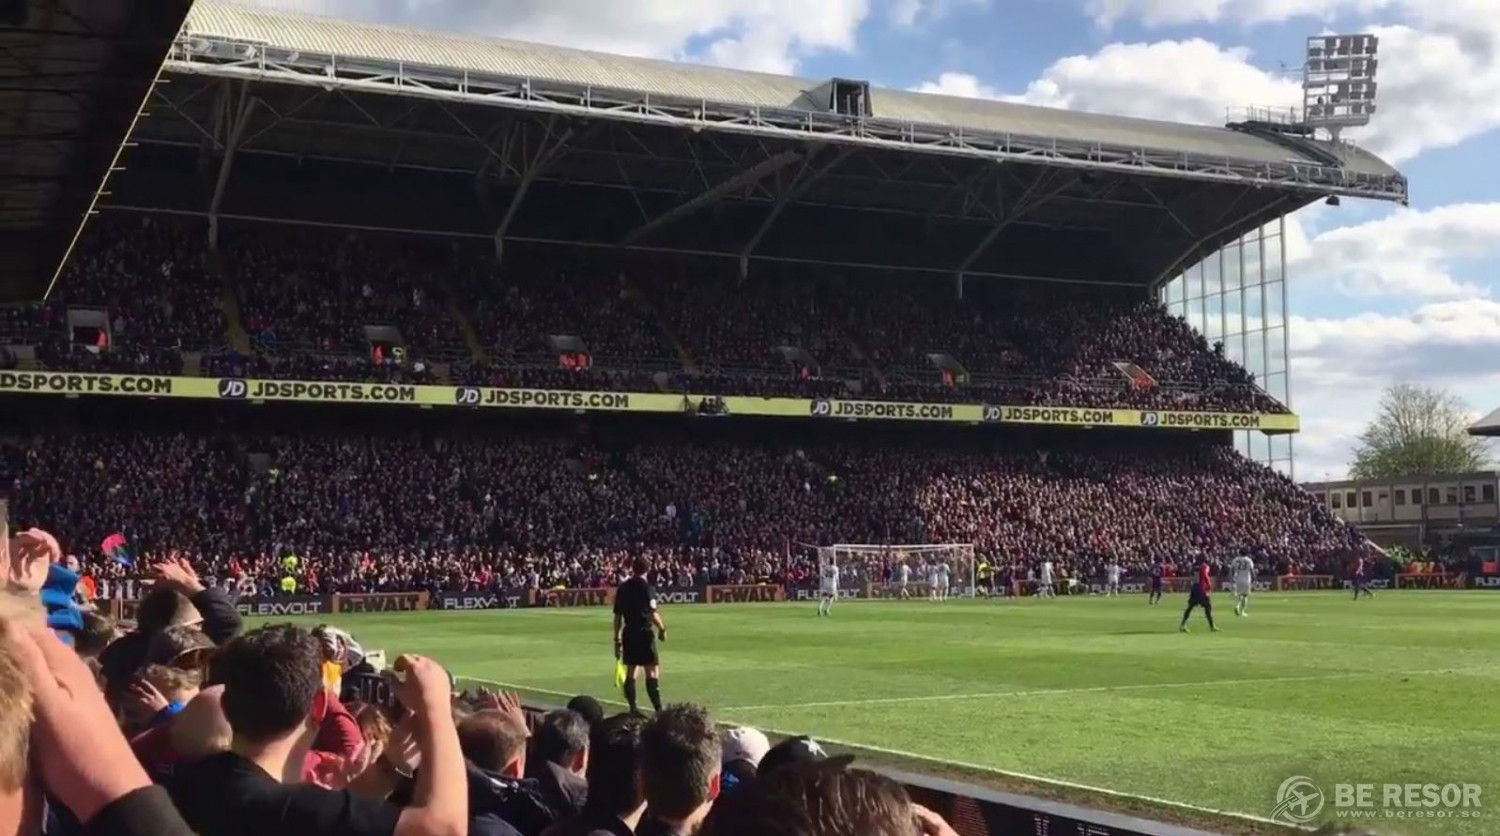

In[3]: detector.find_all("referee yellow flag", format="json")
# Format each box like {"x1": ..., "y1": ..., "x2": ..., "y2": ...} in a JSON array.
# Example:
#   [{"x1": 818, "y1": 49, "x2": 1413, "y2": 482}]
[{"x1": 614, "y1": 659, "x2": 627, "y2": 690}]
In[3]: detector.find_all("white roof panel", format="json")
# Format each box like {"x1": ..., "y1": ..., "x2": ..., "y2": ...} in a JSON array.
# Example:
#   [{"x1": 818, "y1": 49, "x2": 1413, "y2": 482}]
[{"x1": 183, "y1": 1, "x2": 1401, "y2": 178}]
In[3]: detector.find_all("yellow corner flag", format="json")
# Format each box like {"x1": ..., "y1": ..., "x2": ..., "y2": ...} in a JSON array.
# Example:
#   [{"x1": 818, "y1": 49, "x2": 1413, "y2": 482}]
[{"x1": 614, "y1": 658, "x2": 627, "y2": 690}]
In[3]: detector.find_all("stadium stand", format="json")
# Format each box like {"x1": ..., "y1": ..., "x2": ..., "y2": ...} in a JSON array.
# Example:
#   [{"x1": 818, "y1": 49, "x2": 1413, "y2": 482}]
[
  {"x1": 6, "y1": 409, "x2": 1369, "y2": 595},
  {"x1": 9, "y1": 214, "x2": 1288, "y2": 413},
  {"x1": 0, "y1": 4, "x2": 1416, "y2": 836}
]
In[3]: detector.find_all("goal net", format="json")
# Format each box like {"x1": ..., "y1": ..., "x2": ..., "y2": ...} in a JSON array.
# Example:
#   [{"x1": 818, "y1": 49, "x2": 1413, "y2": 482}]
[{"x1": 816, "y1": 543, "x2": 976, "y2": 600}]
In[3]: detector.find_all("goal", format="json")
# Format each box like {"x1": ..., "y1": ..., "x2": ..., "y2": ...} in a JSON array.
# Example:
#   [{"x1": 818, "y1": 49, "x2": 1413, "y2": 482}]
[{"x1": 816, "y1": 543, "x2": 976, "y2": 599}]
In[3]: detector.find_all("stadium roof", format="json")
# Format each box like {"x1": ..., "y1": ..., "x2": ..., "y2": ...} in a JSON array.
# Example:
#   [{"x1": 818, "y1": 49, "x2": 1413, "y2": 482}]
[
  {"x1": 100, "y1": 1, "x2": 1410, "y2": 289},
  {"x1": 0, "y1": 0, "x2": 194, "y2": 301},
  {"x1": 176, "y1": 2, "x2": 1401, "y2": 185},
  {"x1": 1473, "y1": 406, "x2": 1500, "y2": 437}
]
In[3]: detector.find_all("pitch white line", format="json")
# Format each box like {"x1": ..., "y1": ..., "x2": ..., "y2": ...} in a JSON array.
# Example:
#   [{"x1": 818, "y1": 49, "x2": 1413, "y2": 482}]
[
  {"x1": 742, "y1": 720, "x2": 1306, "y2": 830},
  {"x1": 458, "y1": 672, "x2": 1303, "y2": 831},
  {"x1": 458, "y1": 675, "x2": 631, "y2": 707},
  {"x1": 715, "y1": 668, "x2": 1465, "y2": 712}
]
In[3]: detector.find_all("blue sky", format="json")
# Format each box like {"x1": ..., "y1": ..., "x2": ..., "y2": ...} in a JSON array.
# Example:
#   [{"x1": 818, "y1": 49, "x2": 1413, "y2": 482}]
[{"x1": 250, "y1": 0, "x2": 1500, "y2": 478}]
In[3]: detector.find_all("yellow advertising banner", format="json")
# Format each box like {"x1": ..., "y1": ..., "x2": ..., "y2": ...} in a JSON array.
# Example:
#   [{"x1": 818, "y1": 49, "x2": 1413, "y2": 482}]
[{"x1": 0, "y1": 372, "x2": 1298, "y2": 433}]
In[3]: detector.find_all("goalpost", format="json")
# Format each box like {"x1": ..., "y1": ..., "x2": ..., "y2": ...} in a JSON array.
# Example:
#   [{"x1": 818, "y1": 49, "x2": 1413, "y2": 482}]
[{"x1": 816, "y1": 543, "x2": 977, "y2": 599}]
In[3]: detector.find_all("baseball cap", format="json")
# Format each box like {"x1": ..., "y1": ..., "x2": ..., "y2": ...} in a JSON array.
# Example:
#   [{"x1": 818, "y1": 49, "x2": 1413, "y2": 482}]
[
  {"x1": 147, "y1": 624, "x2": 216, "y2": 668},
  {"x1": 721, "y1": 726, "x2": 771, "y2": 768},
  {"x1": 758, "y1": 735, "x2": 850, "y2": 777}
]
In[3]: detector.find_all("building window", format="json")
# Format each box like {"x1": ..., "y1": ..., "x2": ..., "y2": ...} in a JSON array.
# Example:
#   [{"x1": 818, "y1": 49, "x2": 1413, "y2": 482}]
[
  {"x1": 1346, "y1": 491, "x2": 1357, "y2": 507},
  {"x1": 1331, "y1": 493, "x2": 1342, "y2": 509},
  {"x1": 1447, "y1": 487, "x2": 1458, "y2": 505},
  {"x1": 1362, "y1": 491, "x2": 1373, "y2": 507},
  {"x1": 1485, "y1": 484, "x2": 1496, "y2": 502},
  {"x1": 1429, "y1": 487, "x2": 1440, "y2": 505},
  {"x1": 1464, "y1": 485, "x2": 1476, "y2": 503},
  {"x1": 1394, "y1": 489, "x2": 1405, "y2": 506},
  {"x1": 1411, "y1": 489, "x2": 1422, "y2": 506}
]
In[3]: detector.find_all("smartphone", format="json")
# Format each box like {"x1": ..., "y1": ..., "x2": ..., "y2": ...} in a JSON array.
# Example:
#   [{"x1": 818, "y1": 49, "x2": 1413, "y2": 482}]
[{"x1": 343, "y1": 670, "x2": 402, "y2": 711}]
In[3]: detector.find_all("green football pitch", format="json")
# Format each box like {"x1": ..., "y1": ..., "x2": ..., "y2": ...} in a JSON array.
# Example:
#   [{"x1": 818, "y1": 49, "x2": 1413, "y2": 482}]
[{"x1": 276, "y1": 591, "x2": 1500, "y2": 834}]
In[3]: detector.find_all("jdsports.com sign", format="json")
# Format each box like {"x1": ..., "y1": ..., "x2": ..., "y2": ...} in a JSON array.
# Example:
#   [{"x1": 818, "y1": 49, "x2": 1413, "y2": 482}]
[{"x1": 0, "y1": 372, "x2": 1300, "y2": 433}]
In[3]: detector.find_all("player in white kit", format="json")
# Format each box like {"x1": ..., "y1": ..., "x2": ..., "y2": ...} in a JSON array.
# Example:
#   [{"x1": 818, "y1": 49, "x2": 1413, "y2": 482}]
[
  {"x1": 818, "y1": 561, "x2": 840, "y2": 616},
  {"x1": 1038, "y1": 560, "x2": 1056, "y2": 598},
  {"x1": 1230, "y1": 555, "x2": 1255, "y2": 616},
  {"x1": 935, "y1": 561, "x2": 951, "y2": 602},
  {"x1": 897, "y1": 562, "x2": 912, "y2": 599},
  {"x1": 1104, "y1": 561, "x2": 1122, "y2": 597}
]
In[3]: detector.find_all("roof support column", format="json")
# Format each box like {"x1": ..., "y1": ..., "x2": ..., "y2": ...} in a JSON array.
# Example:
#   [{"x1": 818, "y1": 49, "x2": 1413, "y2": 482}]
[
  {"x1": 620, "y1": 149, "x2": 802, "y2": 247},
  {"x1": 493, "y1": 120, "x2": 574, "y2": 264},
  {"x1": 951, "y1": 168, "x2": 1076, "y2": 296},
  {"x1": 207, "y1": 80, "x2": 255, "y2": 248},
  {"x1": 737, "y1": 146, "x2": 850, "y2": 280}
]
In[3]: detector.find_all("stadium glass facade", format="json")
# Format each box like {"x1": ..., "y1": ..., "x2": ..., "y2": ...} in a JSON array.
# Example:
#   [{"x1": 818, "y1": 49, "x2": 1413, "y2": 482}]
[{"x1": 1158, "y1": 217, "x2": 1293, "y2": 476}]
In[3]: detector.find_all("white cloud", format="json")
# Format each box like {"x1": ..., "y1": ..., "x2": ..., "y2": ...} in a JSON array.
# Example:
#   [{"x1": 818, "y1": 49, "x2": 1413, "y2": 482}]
[
  {"x1": 1074, "y1": 2, "x2": 1500, "y2": 163},
  {"x1": 1085, "y1": 0, "x2": 1395, "y2": 28},
  {"x1": 914, "y1": 71, "x2": 1003, "y2": 98},
  {"x1": 1291, "y1": 203, "x2": 1500, "y2": 298},
  {"x1": 1289, "y1": 297, "x2": 1500, "y2": 477},
  {"x1": 888, "y1": 0, "x2": 986, "y2": 27},
  {"x1": 1003, "y1": 38, "x2": 1301, "y2": 126},
  {"x1": 241, "y1": 0, "x2": 870, "y2": 76}
]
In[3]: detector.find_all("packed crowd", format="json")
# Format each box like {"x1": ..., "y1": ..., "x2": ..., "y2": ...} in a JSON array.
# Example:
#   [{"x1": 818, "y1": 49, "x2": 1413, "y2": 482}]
[
  {"x1": 5, "y1": 419, "x2": 1368, "y2": 598},
  {"x1": 5, "y1": 529, "x2": 961, "y2": 836},
  {"x1": 6, "y1": 214, "x2": 1286, "y2": 413}
]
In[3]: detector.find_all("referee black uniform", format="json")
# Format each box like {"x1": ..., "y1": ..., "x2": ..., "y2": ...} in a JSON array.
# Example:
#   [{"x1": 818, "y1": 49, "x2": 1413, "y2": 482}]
[
  {"x1": 614, "y1": 575, "x2": 658, "y2": 667},
  {"x1": 614, "y1": 561, "x2": 665, "y2": 713}
]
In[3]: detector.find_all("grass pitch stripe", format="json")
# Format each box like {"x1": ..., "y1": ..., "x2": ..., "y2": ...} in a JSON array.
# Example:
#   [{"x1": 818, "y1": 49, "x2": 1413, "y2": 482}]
[
  {"x1": 456, "y1": 673, "x2": 1304, "y2": 830},
  {"x1": 742, "y1": 720, "x2": 1309, "y2": 831},
  {"x1": 713, "y1": 667, "x2": 1467, "y2": 712}
]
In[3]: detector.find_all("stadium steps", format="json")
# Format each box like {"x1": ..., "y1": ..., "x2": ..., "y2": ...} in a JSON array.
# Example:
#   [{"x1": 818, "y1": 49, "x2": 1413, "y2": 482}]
[
  {"x1": 629, "y1": 280, "x2": 697, "y2": 374},
  {"x1": 208, "y1": 249, "x2": 254, "y2": 355},
  {"x1": 446, "y1": 297, "x2": 487, "y2": 364}
]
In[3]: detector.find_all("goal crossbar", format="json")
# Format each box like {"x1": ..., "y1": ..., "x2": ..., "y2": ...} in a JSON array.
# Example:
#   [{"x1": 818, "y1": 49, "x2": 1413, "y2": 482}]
[{"x1": 817, "y1": 543, "x2": 977, "y2": 598}]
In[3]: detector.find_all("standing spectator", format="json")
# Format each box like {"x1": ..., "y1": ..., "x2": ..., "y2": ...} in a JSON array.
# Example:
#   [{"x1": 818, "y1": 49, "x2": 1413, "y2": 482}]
[
  {"x1": 166, "y1": 625, "x2": 468, "y2": 836},
  {"x1": 638, "y1": 704, "x2": 721, "y2": 836},
  {"x1": 457, "y1": 707, "x2": 558, "y2": 836},
  {"x1": 98, "y1": 556, "x2": 241, "y2": 709},
  {"x1": 543, "y1": 713, "x2": 647, "y2": 836},
  {"x1": 699, "y1": 760, "x2": 959, "y2": 836},
  {"x1": 3, "y1": 593, "x2": 196, "y2": 836},
  {"x1": 529, "y1": 709, "x2": 590, "y2": 819}
]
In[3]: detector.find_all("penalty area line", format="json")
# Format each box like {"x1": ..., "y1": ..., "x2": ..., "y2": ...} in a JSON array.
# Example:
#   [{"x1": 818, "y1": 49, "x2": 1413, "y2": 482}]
[{"x1": 716, "y1": 667, "x2": 1465, "y2": 712}]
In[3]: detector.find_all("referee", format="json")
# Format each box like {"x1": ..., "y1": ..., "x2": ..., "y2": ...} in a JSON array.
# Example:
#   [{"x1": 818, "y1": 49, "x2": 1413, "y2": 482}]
[{"x1": 614, "y1": 557, "x2": 667, "y2": 713}]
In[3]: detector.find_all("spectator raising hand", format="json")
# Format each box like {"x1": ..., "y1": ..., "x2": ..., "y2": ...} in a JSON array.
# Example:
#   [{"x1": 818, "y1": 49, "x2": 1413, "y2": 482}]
[{"x1": 4, "y1": 611, "x2": 195, "y2": 835}]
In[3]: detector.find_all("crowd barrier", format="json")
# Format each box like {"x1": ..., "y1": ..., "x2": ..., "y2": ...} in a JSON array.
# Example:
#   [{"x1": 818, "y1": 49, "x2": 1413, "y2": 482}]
[
  {"x1": 0, "y1": 371, "x2": 1301, "y2": 434},
  {"x1": 98, "y1": 574, "x2": 1497, "y2": 621}
]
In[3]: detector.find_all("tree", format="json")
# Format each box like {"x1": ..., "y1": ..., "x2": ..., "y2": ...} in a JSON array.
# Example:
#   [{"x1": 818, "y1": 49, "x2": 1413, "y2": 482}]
[{"x1": 1349, "y1": 383, "x2": 1493, "y2": 480}]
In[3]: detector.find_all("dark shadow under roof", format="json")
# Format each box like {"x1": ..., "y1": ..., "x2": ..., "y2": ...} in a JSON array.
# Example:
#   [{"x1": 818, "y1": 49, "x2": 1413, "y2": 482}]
[{"x1": 0, "y1": 0, "x2": 193, "y2": 302}]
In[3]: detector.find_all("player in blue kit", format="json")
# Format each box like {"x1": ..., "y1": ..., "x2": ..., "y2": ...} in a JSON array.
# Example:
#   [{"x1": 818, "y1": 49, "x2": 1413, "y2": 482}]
[{"x1": 1148, "y1": 561, "x2": 1165, "y2": 605}]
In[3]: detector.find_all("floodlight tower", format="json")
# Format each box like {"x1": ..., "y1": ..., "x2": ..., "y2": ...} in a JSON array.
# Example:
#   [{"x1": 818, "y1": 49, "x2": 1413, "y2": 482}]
[{"x1": 1303, "y1": 34, "x2": 1379, "y2": 143}]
